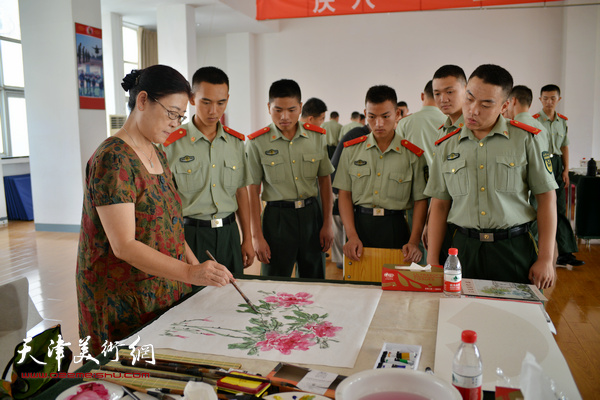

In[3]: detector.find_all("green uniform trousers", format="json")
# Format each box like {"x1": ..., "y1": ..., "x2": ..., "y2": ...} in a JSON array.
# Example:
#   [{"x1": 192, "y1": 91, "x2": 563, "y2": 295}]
[
  {"x1": 355, "y1": 211, "x2": 410, "y2": 249},
  {"x1": 552, "y1": 156, "x2": 578, "y2": 254},
  {"x1": 448, "y1": 225, "x2": 538, "y2": 284},
  {"x1": 261, "y1": 200, "x2": 326, "y2": 279},
  {"x1": 185, "y1": 218, "x2": 244, "y2": 275}
]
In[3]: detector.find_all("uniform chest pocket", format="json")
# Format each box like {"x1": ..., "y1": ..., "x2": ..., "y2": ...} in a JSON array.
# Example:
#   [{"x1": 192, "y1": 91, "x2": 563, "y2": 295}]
[
  {"x1": 496, "y1": 155, "x2": 526, "y2": 193},
  {"x1": 388, "y1": 171, "x2": 412, "y2": 200},
  {"x1": 261, "y1": 155, "x2": 285, "y2": 184},
  {"x1": 302, "y1": 153, "x2": 323, "y2": 179},
  {"x1": 349, "y1": 165, "x2": 371, "y2": 193},
  {"x1": 442, "y1": 159, "x2": 468, "y2": 197},
  {"x1": 224, "y1": 158, "x2": 243, "y2": 190},
  {"x1": 173, "y1": 162, "x2": 204, "y2": 193}
]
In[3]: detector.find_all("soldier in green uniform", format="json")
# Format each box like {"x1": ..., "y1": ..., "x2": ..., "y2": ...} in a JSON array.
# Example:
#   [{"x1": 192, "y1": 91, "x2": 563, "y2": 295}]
[
  {"x1": 425, "y1": 64, "x2": 558, "y2": 289},
  {"x1": 534, "y1": 84, "x2": 583, "y2": 267},
  {"x1": 300, "y1": 97, "x2": 327, "y2": 127},
  {"x1": 433, "y1": 65, "x2": 467, "y2": 137},
  {"x1": 323, "y1": 111, "x2": 343, "y2": 159},
  {"x1": 333, "y1": 85, "x2": 428, "y2": 263},
  {"x1": 246, "y1": 79, "x2": 334, "y2": 278},
  {"x1": 161, "y1": 66, "x2": 253, "y2": 275},
  {"x1": 340, "y1": 112, "x2": 363, "y2": 137},
  {"x1": 396, "y1": 80, "x2": 447, "y2": 166}
]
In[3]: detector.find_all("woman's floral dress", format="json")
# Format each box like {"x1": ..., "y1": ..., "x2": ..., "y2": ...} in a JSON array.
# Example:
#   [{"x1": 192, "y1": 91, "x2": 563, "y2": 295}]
[{"x1": 76, "y1": 136, "x2": 192, "y2": 355}]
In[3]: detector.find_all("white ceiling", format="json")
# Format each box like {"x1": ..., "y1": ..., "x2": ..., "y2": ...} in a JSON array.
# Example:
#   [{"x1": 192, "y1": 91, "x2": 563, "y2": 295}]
[{"x1": 100, "y1": 0, "x2": 278, "y2": 36}]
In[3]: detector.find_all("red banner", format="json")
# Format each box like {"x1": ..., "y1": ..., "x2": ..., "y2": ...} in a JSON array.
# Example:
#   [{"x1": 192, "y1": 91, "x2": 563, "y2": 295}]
[{"x1": 256, "y1": 0, "x2": 562, "y2": 20}]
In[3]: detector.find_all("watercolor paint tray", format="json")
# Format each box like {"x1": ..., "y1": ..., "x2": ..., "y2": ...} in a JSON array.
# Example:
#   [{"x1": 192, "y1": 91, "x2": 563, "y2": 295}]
[{"x1": 373, "y1": 342, "x2": 422, "y2": 370}]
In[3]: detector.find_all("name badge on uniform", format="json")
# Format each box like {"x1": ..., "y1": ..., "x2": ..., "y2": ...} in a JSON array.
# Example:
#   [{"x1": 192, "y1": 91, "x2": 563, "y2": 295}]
[
  {"x1": 180, "y1": 155, "x2": 195, "y2": 162},
  {"x1": 354, "y1": 160, "x2": 367, "y2": 166},
  {"x1": 542, "y1": 151, "x2": 553, "y2": 174},
  {"x1": 265, "y1": 149, "x2": 279, "y2": 156},
  {"x1": 447, "y1": 153, "x2": 460, "y2": 161}
]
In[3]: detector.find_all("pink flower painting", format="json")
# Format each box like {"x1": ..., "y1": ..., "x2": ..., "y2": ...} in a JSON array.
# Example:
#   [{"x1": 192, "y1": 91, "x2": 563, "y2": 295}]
[{"x1": 162, "y1": 290, "x2": 341, "y2": 356}]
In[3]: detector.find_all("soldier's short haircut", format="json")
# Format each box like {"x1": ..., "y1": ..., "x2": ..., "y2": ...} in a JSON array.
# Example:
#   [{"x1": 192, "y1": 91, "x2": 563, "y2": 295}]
[
  {"x1": 469, "y1": 64, "x2": 513, "y2": 100},
  {"x1": 330, "y1": 111, "x2": 339, "y2": 119},
  {"x1": 423, "y1": 80, "x2": 434, "y2": 98},
  {"x1": 192, "y1": 66, "x2": 229, "y2": 91},
  {"x1": 269, "y1": 79, "x2": 301, "y2": 103},
  {"x1": 397, "y1": 101, "x2": 408, "y2": 108},
  {"x1": 359, "y1": 113, "x2": 365, "y2": 121},
  {"x1": 509, "y1": 85, "x2": 533, "y2": 107},
  {"x1": 433, "y1": 65, "x2": 467, "y2": 86},
  {"x1": 301, "y1": 97, "x2": 328, "y2": 118},
  {"x1": 540, "y1": 84, "x2": 561, "y2": 96},
  {"x1": 351, "y1": 111, "x2": 360, "y2": 119},
  {"x1": 365, "y1": 85, "x2": 398, "y2": 106}
]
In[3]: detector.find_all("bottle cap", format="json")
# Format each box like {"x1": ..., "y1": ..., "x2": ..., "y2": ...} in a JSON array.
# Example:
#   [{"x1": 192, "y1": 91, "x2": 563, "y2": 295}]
[
  {"x1": 462, "y1": 330, "x2": 477, "y2": 343},
  {"x1": 448, "y1": 248, "x2": 458, "y2": 256}
]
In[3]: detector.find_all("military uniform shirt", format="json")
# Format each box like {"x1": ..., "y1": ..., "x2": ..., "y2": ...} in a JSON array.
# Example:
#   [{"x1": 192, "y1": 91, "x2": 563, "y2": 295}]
[
  {"x1": 333, "y1": 133, "x2": 428, "y2": 210},
  {"x1": 246, "y1": 122, "x2": 334, "y2": 201},
  {"x1": 161, "y1": 120, "x2": 249, "y2": 220},
  {"x1": 439, "y1": 114, "x2": 465, "y2": 136},
  {"x1": 514, "y1": 112, "x2": 549, "y2": 152},
  {"x1": 534, "y1": 110, "x2": 569, "y2": 155},
  {"x1": 424, "y1": 116, "x2": 558, "y2": 229},
  {"x1": 322, "y1": 120, "x2": 343, "y2": 147},
  {"x1": 340, "y1": 121, "x2": 363, "y2": 138},
  {"x1": 396, "y1": 105, "x2": 447, "y2": 166}
]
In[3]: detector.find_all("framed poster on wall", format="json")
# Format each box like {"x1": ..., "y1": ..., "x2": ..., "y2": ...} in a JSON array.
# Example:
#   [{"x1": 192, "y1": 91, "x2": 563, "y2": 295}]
[{"x1": 75, "y1": 23, "x2": 105, "y2": 110}]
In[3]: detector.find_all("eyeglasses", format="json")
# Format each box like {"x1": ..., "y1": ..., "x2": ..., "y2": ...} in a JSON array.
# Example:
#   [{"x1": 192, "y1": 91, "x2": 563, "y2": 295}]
[{"x1": 150, "y1": 96, "x2": 186, "y2": 124}]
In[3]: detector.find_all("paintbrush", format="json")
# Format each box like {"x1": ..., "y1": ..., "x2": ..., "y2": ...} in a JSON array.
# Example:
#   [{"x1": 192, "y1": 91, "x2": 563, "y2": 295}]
[
  {"x1": 98, "y1": 377, "x2": 180, "y2": 399},
  {"x1": 205, "y1": 250, "x2": 260, "y2": 313}
]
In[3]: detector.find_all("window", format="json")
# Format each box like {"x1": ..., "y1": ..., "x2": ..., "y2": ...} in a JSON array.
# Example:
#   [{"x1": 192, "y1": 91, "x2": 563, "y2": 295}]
[
  {"x1": 0, "y1": 0, "x2": 28, "y2": 157},
  {"x1": 122, "y1": 24, "x2": 139, "y2": 113}
]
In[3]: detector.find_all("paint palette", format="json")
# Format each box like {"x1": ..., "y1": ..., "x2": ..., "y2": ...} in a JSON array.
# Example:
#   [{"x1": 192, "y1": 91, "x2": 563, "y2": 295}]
[{"x1": 56, "y1": 381, "x2": 123, "y2": 400}]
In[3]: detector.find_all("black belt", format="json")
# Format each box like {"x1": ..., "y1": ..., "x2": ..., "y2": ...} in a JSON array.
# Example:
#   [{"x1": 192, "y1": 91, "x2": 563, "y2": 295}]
[
  {"x1": 355, "y1": 206, "x2": 405, "y2": 217},
  {"x1": 267, "y1": 197, "x2": 316, "y2": 209},
  {"x1": 455, "y1": 222, "x2": 530, "y2": 242},
  {"x1": 183, "y1": 213, "x2": 235, "y2": 228}
]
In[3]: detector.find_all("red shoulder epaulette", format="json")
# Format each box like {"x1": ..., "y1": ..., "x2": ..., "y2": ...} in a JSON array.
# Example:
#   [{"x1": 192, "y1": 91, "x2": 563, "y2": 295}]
[
  {"x1": 401, "y1": 139, "x2": 424, "y2": 157},
  {"x1": 303, "y1": 122, "x2": 326, "y2": 134},
  {"x1": 434, "y1": 127, "x2": 461, "y2": 146},
  {"x1": 532, "y1": 113, "x2": 540, "y2": 119},
  {"x1": 557, "y1": 113, "x2": 568, "y2": 121},
  {"x1": 510, "y1": 120, "x2": 540, "y2": 135},
  {"x1": 248, "y1": 126, "x2": 270, "y2": 140},
  {"x1": 223, "y1": 125, "x2": 245, "y2": 141},
  {"x1": 343, "y1": 135, "x2": 368, "y2": 148},
  {"x1": 438, "y1": 124, "x2": 445, "y2": 130},
  {"x1": 163, "y1": 128, "x2": 187, "y2": 147}
]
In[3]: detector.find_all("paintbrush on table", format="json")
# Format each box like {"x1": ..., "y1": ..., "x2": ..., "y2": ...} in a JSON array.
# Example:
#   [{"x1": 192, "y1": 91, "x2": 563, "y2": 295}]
[{"x1": 205, "y1": 250, "x2": 260, "y2": 313}]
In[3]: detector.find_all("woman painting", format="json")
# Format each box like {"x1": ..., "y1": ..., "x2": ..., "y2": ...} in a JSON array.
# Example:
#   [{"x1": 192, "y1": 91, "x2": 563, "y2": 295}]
[{"x1": 76, "y1": 65, "x2": 233, "y2": 355}]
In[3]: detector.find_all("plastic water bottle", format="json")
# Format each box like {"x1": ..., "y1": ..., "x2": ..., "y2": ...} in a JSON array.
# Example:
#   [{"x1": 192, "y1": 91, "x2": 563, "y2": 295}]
[
  {"x1": 443, "y1": 248, "x2": 461, "y2": 297},
  {"x1": 452, "y1": 330, "x2": 483, "y2": 400}
]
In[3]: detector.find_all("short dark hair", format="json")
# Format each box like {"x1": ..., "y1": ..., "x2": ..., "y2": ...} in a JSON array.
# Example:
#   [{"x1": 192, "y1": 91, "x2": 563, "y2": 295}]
[
  {"x1": 359, "y1": 113, "x2": 365, "y2": 121},
  {"x1": 423, "y1": 80, "x2": 434, "y2": 98},
  {"x1": 509, "y1": 85, "x2": 533, "y2": 107},
  {"x1": 122, "y1": 65, "x2": 192, "y2": 111},
  {"x1": 192, "y1": 66, "x2": 229, "y2": 91},
  {"x1": 397, "y1": 101, "x2": 408, "y2": 108},
  {"x1": 365, "y1": 85, "x2": 398, "y2": 106},
  {"x1": 330, "y1": 111, "x2": 339, "y2": 119},
  {"x1": 468, "y1": 64, "x2": 513, "y2": 100},
  {"x1": 301, "y1": 97, "x2": 327, "y2": 118},
  {"x1": 541, "y1": 84, "x2": 561, "y2": 96},
  {"x1": 433, "y1": 65, "x2": 467, "y2": 86},
  {"x1": 269, "y1": 79, "x2": 301, "y2": 103},
  {"x1": 351, "y1": 111, "x2": 360, "y2": 119}
]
